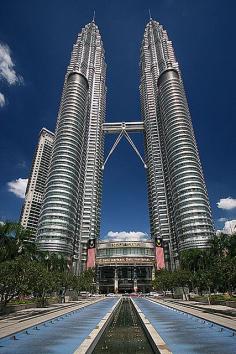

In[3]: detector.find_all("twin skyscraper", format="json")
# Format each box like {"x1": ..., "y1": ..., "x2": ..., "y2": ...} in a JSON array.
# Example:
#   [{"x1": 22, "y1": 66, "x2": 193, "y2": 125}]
[{"x1": 22, "y1": 18, "x2": 214, "y2": 272}]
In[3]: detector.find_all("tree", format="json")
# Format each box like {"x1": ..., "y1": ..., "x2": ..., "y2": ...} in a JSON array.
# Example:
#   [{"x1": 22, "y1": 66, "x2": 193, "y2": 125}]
[
  {"x1": 180, "y1": 248, "x2": 210, "y2": 273},
  {"x1": 193, "y1": 270, "x2": 214, "y2": 304},
  {"x1": 78, "y1": 268, "x2": 95, "y2": 292},
  {"x1": 0, "y1": 222, "x2": 35, "y2": 262},
  {"x1": 40, "y1": 252, "x2": 68, "y2": 272},
  {"x1": 153, "y1": 269, "x2": 176, "y2": 296},
  {"x1": 0, "y1": 257, "x2": 34, "y2": 307},
  {"x1": 228, "y1": 234, "x2": 236, "y2": 258},
  {"x1": 208, "y1": 233, "x2": 230, "y2": 258},
  {"x1": 0, "y1": 222, "x2": 18, "y2": 262},
  {"x1": 57, "y1": 271, "x2": 78, "y2": 302},
  {"x1": 206, "y1": 233, "x2": 236, "y2": 295},
  {"x1": 12, "y1": 223, "x2": 33, "y2": 251},
  {"x1": 0, "y1": 221, "x2": 97, "y2": 307},
  {"x1": 220, "y1": 257, "x2": 236, "y2": 295},
  {"x1": 0, "y1": 221, "x2": 16, "y2": 237},
  {"x1": 30, "y1": 263, "x2": 57, "y2": 307},
  {"x1": 173, "y1": 269, "x2": 192, "y2": 300}
]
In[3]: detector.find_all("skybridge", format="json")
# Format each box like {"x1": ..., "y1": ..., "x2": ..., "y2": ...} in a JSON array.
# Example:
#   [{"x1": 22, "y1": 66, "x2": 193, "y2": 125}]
[
  {"x1": 102, "y1": 121, "x2": 146, "y2": 169},
  {"x1": 103, "y1": 121, "x2": 144, "y2": 133}
]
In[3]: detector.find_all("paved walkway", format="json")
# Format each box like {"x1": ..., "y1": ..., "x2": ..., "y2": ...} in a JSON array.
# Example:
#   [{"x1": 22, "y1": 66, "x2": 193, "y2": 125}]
[
  {"x1": 0, "y1": 298, "x2": 105, "y2": 339},
  {"x1": 0, "y1": 301, "x2": 93, "y2": 338},
  {"x1": 164, "y1": 298, "x2": 236, "y2": 316},
  {"x1": 0, "y1": 298, "x2": 118, "y2": 353},
  {"x1": 151, "y1": 298, "x2": 236, "y2": 331},
  {"x1": 134, "y1": 298, "x2": 236, "y2": 354}
]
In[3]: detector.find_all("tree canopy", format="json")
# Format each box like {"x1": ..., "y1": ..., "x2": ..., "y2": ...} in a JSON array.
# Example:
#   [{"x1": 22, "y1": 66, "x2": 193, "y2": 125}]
[
  {"x1": 153, "y1": 233, "x2": 236, "y2": 300},
  {"x1": 0, "y1": 222, "x2": 95, "y2": 308}
]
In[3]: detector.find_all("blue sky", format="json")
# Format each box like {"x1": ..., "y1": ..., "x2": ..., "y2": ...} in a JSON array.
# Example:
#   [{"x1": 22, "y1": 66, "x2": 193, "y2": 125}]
[{"x1": 0, "y1": 0, "x2": 235, "y2": 236}]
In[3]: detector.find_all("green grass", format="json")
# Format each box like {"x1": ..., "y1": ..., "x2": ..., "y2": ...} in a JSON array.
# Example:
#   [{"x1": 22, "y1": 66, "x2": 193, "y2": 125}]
[
  {"x1": 194, "y1": 294, "x2": 236, "y2": 302},
  {"x1": 9, "y1": 299, "x2": 35, "y2": 305}
]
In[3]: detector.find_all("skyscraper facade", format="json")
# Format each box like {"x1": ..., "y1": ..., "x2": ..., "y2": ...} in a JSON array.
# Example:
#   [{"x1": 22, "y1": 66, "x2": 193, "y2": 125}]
[
  {"x1": 35, "y1": 18, "x2": 214, "y2": 272},
  {"x1": 140, "y1": 20, "x2": 214, "y2": 264},
  {"x1": 36, "y1": 21, "x2": 106, "y2": 271},
  {"x1": 20, "y1": 128, "x2": 54, "y2": 240}
]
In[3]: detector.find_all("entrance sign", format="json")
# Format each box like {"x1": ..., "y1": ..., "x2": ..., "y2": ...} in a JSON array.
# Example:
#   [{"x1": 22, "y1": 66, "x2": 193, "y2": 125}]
[
  {"x1": 86, "y1": 238, "x2": 96, "y2": 269},
  {"x1": 155, "y1": 237, "x2": 165, "y2": 270}
]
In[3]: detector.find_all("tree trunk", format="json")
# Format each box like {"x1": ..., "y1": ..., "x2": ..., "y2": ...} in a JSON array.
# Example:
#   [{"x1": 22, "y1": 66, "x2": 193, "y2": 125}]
[
  {"x1": 207, "y1": 286, "x2": 211, "y2": 305},
  {"x1": 182, "y1": 287, "x2": 187, "y2": 301}
]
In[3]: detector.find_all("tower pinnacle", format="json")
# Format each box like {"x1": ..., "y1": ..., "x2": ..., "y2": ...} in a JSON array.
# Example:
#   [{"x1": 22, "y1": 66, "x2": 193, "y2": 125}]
[
  {"x1": 92, "y1": 10, "x2": 96, "y2": 23},
  {"x1": 148, "y1": 9, "x2": 152, "y2": 21}
]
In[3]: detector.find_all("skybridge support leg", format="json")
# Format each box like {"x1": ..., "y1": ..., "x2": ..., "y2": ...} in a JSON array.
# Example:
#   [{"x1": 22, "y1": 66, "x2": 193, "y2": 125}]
[{"x1": 102, "y1": 130, "x2": 147, "y2": 170}]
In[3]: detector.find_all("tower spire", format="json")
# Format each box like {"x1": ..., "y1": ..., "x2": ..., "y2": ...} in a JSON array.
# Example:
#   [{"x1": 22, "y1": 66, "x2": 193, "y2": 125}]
[
  {"x1": 148, "y1": 9, "x2": 152, "y2": 21},
  {"x1": 92, "y1": 10, "x2": 96, "y2": 23}
]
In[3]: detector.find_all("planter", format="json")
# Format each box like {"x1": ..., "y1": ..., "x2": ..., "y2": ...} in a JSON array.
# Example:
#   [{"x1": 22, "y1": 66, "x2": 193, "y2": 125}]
[
  {"x1": 210, "y1": 300, "x2": 225, "y2": 305},
  {"x1": 0, "y1": 302, "x2": 38, "y2": 315},
  {"x1": 225, "y1": 301, "x2": 236, "y2": 308},
  {"x1": 193, "y1": 297, "x2": 209, "y2": 304},
  {"x1": 0, "y1": 297, "x2": 60, "y2": 315}
]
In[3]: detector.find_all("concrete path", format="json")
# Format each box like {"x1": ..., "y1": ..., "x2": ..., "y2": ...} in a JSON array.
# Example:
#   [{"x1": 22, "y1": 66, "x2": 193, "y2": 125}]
[
  {"x1": 0, "y1": 298, "x2": 104, "y2": 339},
  {"x1": 134, "y1": 298, "x2": 236, "y2": 354},
  {"x1": 163, "y1": 298, "x2": 236, "y2": 316},
  {"x1": 0, "y1": 298, "x2": 118, "y2": 354}
]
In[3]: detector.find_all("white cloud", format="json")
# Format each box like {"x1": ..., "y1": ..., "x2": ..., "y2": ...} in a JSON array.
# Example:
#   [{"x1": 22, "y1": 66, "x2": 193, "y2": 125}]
[
  {"x1": 223, "y1": 220, "x2": 236, "y2": 234},
  {"x1": 17, "y1": 160, "x2": 27, "y2": 169},
  {"x1": 217, "y1": 219, "x2": 236, "y2": 235},
  {"x1": 7, "y1": 178, "x2": 28, "y2": 198},
  {"x1": 0, "y1": 92, "x2": 5, "y2": 107},
  {"x1": 217, "y1": 197, "x2": 236, "y2": 210},
  {"x1": 0, "y1": 43, "x2": 23, "y2": 85},
  {"x1": 106, "y1": 231, "x2": 150, "y2": 242},
  {"x1": 218, "y1": 217, "x2": 227, "y2": 222}
]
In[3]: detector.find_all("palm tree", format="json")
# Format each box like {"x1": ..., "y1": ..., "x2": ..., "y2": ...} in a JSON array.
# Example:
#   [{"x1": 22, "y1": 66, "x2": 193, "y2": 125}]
[
  {"x1": 180, "y1": 248, "x2": 208, "y2": 273},
  {"x1": 0, "y1": 221, "x2": 35, "y2": 262},
  {"x1": 13, "y1": 223, "x2": 35, "y2": 257},
  {"x1": 208, "y1": 233, "x2": 230, "y2": 258},
  {"x1": 42, "y1": 252, "x2": 68, "y2": 272},
  {"x1": 0, "y1": 221, "x2": 18, "y2": 262},
  {"x1": 228, "y1": 234, "x2": 236, "y2": 258}
]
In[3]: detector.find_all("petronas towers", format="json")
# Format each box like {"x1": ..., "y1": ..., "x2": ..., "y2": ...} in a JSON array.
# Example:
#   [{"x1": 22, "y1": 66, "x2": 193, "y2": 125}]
[
  {"x1": 35, "y1": 18, "x2": 214, "y2": 271},
  {"x1": 140, "y1": 20, "x2": 214, "y2": 265},
  {"x1": 37, "y1": 21, "x2": 106, "y2": 272}
]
